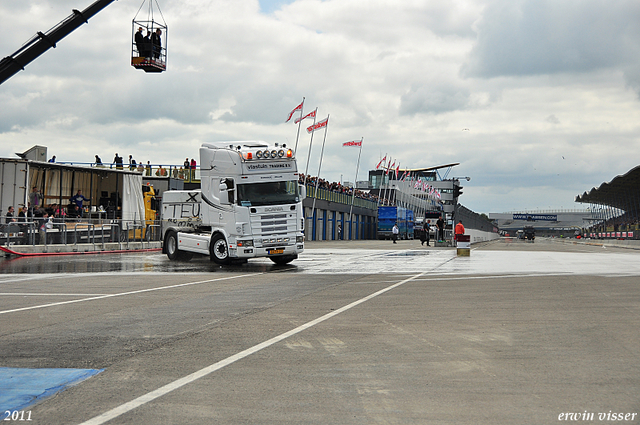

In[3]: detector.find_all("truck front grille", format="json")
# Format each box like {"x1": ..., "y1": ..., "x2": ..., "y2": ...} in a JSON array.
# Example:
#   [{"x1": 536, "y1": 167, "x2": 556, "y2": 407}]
[{"x1": 250, "y1": 212, "x2": 297, "y2": 245}]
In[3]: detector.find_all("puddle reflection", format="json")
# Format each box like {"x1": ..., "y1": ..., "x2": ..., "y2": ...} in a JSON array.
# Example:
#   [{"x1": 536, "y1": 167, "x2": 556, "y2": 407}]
[
  {"x1": 0, "y1": 253, "x2": 297, "y2": 275},
  {"x1": 386, "y1": 250, "x2": 432, "y2": 257}
]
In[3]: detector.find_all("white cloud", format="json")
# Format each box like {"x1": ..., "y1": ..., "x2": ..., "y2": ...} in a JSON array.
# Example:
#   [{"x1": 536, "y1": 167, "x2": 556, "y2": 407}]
[{"x1": 462, "y1": 0, "x2": 640, "y2": 78}]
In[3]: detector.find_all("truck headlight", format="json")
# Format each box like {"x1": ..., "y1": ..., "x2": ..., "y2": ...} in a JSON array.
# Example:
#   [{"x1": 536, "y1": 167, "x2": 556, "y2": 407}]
[{"x1": 296, "y1": 236, "x2": 304, "y2": 243}]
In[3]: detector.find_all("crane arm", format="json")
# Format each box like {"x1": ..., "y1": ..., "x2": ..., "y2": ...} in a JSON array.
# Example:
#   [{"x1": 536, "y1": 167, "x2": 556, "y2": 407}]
[{"x1": 0, "y1": 0, "x2": 117, "y2": 86}]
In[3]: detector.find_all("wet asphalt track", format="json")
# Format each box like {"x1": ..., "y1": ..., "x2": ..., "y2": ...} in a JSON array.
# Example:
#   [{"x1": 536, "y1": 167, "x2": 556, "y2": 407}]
[{"x1": 1, "y1": 238, "x2": 640, "y2": 424}]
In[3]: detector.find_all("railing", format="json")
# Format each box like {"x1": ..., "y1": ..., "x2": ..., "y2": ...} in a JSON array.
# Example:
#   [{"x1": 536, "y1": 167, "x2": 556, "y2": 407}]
[
  {"x1": 456, "y1": 204, "x2": 499, "y2": 234},
  {"x1": 587, "y1": 231, "x2": 638, "y2": 240},
  {"x1": 55, "y1": 161, "x2": 202, "y2": 183},
  {"x1": 0, "y1": 217, "x2": 163, "y2": 248},
  {"x1": 305, "y1": 184, "x2": 378, "y2": 210}
]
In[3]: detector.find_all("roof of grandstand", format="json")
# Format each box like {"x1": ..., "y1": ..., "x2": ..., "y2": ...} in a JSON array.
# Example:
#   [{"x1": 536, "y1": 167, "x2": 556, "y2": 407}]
[
  {"x1": 575, "y1": 164, "x2": 640, "y2": 210},
  {"x1": 399, "y1": 163, "x2": 460, "y2": 172}
]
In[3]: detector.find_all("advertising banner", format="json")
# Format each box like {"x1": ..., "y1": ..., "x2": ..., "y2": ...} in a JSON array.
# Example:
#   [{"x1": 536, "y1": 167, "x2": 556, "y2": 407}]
[{"x1": 513, "y1": 214, "x2": 558, "y2": 221}]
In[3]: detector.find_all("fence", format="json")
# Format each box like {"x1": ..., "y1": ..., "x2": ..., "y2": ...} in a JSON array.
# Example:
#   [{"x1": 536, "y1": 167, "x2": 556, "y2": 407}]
[
  {"x1": 1, "y1": 217, "x2": 162, "y2": 250},
  {"x1": 587, "y1": 231, "x2": 638, "y2": 240},
  {"x1": 305, "y1": 184, "x2": 378, "y2": 210},
  {"x1": 456, "y1": 204, "x2": 499, "y2": 234}
]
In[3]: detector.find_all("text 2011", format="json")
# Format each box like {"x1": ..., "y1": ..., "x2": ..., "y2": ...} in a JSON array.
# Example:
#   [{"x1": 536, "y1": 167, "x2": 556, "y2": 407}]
[{"x1": 3, "y1": 411, "x2": 32, "y2": 421}]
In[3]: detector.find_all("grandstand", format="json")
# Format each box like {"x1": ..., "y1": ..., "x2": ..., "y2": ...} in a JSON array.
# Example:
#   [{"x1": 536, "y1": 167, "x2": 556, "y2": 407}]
[{"x1": 575, "y1": 165, "x2": 640, "y2": 240}]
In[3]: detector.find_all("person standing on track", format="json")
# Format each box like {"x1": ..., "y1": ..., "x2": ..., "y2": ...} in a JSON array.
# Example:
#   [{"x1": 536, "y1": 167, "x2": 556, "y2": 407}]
[
  {"x1": 423, "y1": 220, "x2": 431, "y2": 246},
  {"x1": 436, "y1": 215, "x2": 445, "y2": 242},
  {"x1": 454, "y1": 220, "x2": 465, "y2": 241}
]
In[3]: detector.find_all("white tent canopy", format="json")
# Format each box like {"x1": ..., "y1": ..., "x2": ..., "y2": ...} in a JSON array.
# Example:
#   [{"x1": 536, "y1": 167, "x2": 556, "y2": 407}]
[{"x1": 122, "y1": 173, "x2": 145, "y2": 222}]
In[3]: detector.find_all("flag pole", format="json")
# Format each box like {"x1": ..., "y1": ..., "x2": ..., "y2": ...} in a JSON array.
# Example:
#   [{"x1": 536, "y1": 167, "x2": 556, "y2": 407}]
[
  {"x1": 384, "y1": 161, "x2": 393, "y2": 206},
  {"x1": 311, "y1": 115, "x2": 329, "y2": 230},
  {"x1": 376, "y1": 154, "x2": 383, "y2": 207},
  {"x1": 419, "y1": 181, "x2": 425, "y2": 219},
  {"x1": 392, "y1": 163, "x2": 398, "y2": 206},
  {"x1": 379, "y1": 153, "x2": 388, "y2": 206},
  {"x1": 293, "y1": 97, "x2": 305, "y2": 154},
  {"x1": 348, "y1": 137, "x2": 363, "y2": 237},
  {"x1": 302, "y1": 107, "x2": 318, "y2": 188}
]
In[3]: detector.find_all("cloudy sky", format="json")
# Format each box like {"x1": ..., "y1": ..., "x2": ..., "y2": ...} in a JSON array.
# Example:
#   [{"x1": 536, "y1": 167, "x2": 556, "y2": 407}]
[{"x1": 2, "y1": 0, "x2": 640, "y2": 214}]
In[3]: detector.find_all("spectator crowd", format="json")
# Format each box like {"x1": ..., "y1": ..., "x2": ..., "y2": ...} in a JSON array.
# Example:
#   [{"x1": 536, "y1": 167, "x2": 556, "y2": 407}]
[{"x1": 298, "y1": 173, "x2": 393, "y2": 205}]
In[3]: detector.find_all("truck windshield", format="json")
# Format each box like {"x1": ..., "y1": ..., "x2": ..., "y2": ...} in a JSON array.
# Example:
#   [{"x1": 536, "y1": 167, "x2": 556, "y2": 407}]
[{"x1": 237, "y1": 180, "x2": 300, "y2": 207}]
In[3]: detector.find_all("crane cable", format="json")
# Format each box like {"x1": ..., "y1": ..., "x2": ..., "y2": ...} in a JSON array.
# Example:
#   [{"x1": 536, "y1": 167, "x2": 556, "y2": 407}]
[{"x1": 133, "y1": 0, "x2": 167, "y2": 27}]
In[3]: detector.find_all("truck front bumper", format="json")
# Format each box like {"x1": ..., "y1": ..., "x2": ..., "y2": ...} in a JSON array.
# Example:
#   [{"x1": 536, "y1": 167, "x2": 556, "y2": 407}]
[{"x1": 230, "y1": 243, "x2": 304, "y2": 259}]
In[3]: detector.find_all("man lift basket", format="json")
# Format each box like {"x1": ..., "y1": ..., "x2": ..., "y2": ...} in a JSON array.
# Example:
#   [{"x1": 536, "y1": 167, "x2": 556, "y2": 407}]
[{"x1": 131, "y1": 0, "x2": 167, "y2": 73}]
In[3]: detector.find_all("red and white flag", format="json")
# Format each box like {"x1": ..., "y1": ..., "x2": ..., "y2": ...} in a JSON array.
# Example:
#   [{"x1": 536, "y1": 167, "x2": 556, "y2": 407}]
[
  {"x1": 395, "y1": 164, "x2": 400, "y2": 179},
  {"x1": 342, "y1": 140, "x2": 362, "y2": 147},
  {"x1": 295, "y1": 109, "x2": 316, "y2": 124},
  {"x1": 375, "y1": 155, "x2": 387, "y2": 170},
  {"x1": 386, "y1": 160, "x2": 395, "y2": 175},
  {"x1": 306, "y1": 116, "x2": 329, "y2": 133},
  {"x1": 286, "y1": 100, "x2": 304, "y2": 123}
]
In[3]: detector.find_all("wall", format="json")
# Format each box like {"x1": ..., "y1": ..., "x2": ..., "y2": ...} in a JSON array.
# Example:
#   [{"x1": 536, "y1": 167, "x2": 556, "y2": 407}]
[
  {"x1": 301, "y1": 183, "x2": 379, "y2": 241},
  {"x1": 466, "y1": 228, "x2": 500, "y2": 244}
]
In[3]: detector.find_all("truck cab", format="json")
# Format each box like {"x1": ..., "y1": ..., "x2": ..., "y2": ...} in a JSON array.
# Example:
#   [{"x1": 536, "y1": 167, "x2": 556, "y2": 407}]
[
  {"x1": 162, "y1": 141, "x2": 305, "y2": 265},
  {"x1": 523, "y1": 226, "x2": 535, "y2": 241}
]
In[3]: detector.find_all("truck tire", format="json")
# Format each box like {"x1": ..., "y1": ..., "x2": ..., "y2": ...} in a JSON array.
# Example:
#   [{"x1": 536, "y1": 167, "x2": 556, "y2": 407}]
[
  {"x1": 270, "y1": 255, "x2": 296, "y2": 265},
  {"x1": 210, "y1": 233, "x2": 231, "y2": 265},
  {"x1": 165, "y1": 230, "x2": 193, "y2": 261}
]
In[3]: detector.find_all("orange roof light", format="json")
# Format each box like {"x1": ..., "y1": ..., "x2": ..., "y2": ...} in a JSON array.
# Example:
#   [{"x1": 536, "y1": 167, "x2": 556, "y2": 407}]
[{"x1": 286, "y1": 149, "x2": 293, "y2": 158}]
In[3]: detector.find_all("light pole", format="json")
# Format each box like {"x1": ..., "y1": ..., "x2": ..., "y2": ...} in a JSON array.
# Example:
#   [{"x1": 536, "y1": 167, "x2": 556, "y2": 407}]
[{"x1": 450, "y1": 177, "x2": 471, "y2": 246}]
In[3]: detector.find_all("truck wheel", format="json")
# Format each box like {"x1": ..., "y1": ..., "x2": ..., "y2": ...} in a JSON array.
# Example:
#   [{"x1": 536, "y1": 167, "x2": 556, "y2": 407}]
[
  {"x1": 165, "y1": 230, "x2": 193, "y2": 261},
  {"x1": 210, "y1": 233, "x2": 231, "y2": 265},
  {"x1": 270, "y1": 255, "x2": 296, "y2": 265}
]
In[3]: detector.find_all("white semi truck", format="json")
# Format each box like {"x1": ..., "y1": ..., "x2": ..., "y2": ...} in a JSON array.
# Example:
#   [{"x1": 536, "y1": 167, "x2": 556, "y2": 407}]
[{"x1": 161, "y1": 141, "x2": 305, "y2": 265}]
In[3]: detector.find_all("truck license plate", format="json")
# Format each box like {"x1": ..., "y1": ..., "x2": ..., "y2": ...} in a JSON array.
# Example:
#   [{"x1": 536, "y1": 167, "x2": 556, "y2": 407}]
[{"x1": 268, "y1": 249, "x2": 284, "y2": 255}]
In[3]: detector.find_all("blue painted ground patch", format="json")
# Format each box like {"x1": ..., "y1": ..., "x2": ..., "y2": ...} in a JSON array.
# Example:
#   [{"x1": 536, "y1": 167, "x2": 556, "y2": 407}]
[{"x1": 0, "y1": 367, "x2": 103, "y2": 417}]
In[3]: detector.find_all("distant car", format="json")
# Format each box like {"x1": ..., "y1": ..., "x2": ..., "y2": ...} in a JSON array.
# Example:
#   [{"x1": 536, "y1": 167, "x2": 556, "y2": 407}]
[
  {"x1": 414, "y1": 220, "x2": 436, "y2": 239},
  {"x1": 414, "y1": 220, "x2": 423, "y2": 239}
]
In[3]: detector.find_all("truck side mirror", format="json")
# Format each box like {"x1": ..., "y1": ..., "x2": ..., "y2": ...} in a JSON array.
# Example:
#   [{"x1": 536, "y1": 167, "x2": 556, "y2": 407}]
[
  {"x1": 299, "y1": 184, "x2": 306, "y2": 200},
  {"x1": 219, "y1": 179, "x2": 234, "y2": 205}
]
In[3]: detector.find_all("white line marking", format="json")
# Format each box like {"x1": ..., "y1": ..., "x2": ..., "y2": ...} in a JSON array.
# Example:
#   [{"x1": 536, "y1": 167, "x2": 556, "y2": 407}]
[
  {"x1": 0, "y1": 274, "x2": 79, "y2": 283},
  {"x1": 420, "y1": 273, "x2": 575, "y2": 280},
  {"x1": 352, "y1": 272, "x2": 576, "y2": 284},
  {"x1": 77, "y1": 270, "x2": 428, "y2": 425},
  {"x1": 0, "y1": 273, "x2": 262, "y2": 315},
  {"x1": 0, "y1": 293, "x2": 109, "y2": 297}
]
